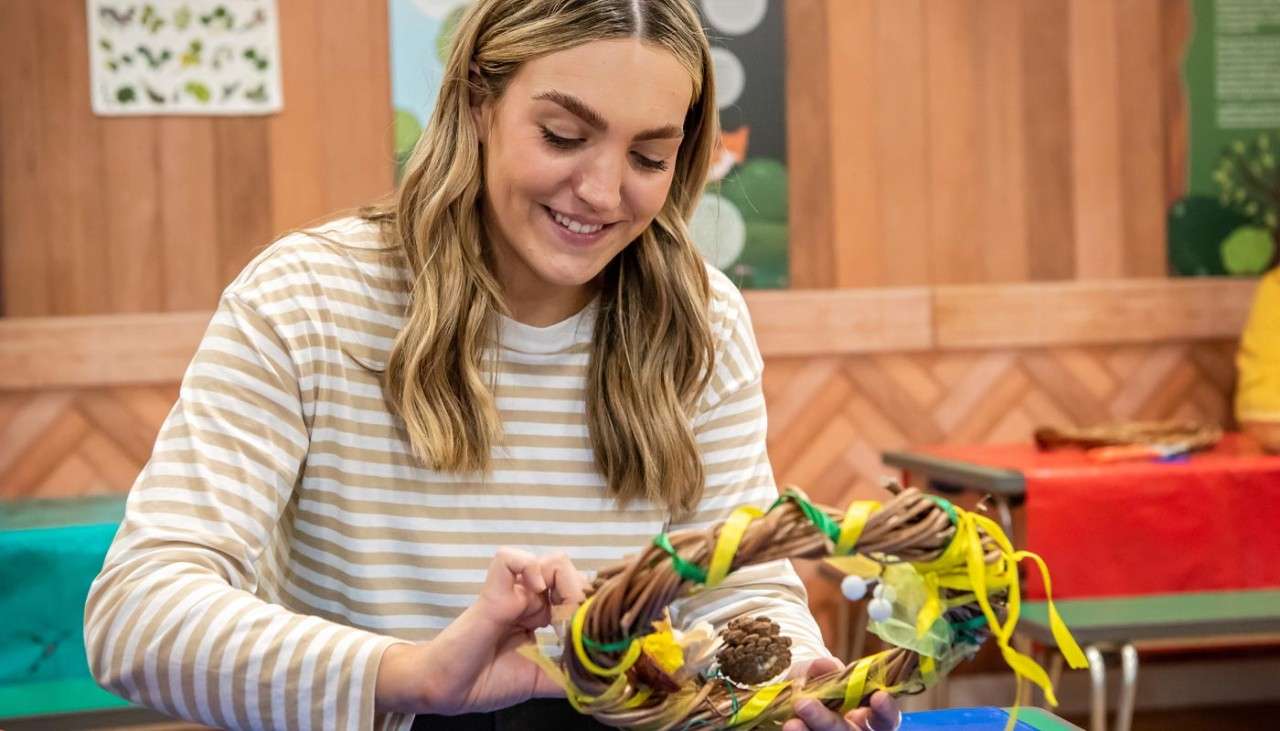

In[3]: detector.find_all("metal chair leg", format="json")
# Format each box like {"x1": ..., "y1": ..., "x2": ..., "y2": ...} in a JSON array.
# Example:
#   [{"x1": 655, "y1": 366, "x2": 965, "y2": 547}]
[
  {"x1": 1116, "y1": 644, "x2": 1139, "y2": 731},
  {"x1": 995, "y1": 495, "x2": 1015, "y2": 540},
  {"x1": 1048, "y1": 650, "x2": 1065, "y2": 707},
  {"x1": 1086, "y1": 645, "x2": 1107, "y2": 731}
]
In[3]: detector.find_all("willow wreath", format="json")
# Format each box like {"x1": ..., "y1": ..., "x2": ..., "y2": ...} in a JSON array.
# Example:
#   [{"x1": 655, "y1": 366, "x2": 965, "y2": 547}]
[{"x1": 521, "y1": 483, "x2": 1087, "y2": 730}]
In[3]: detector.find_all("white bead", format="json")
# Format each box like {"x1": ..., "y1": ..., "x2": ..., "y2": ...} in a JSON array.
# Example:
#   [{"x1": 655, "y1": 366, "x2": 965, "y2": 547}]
[
  {"x1": 868, "y1": 597, "x2": 893, "y2": 623},
  {"x1": 840, "y1": 575, "x2": 868, "y2": 601}
]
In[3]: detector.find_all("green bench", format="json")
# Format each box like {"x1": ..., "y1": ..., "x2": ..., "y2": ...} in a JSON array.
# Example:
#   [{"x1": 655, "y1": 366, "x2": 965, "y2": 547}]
[
  {"x1": 1018, "y1": 589, "x2": 1280, "y2": 731},
  {"x1": 0, "y1": 495, "x2": 138, "y2": 725}
]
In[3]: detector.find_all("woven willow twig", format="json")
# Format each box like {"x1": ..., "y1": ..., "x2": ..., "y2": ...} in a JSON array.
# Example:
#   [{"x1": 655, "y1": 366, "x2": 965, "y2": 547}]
[{"x1": 543, "y1": 486, "x2": 1027, "y2": 730}]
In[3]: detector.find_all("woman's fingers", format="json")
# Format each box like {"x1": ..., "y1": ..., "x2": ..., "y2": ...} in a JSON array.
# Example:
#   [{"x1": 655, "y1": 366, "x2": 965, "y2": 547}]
[
  {"x1": 538, "y1": 552, "x2": 587, "y2": 605},
  {"x1": 493, "y1": 547, "x2": 547, "y2": 594}
]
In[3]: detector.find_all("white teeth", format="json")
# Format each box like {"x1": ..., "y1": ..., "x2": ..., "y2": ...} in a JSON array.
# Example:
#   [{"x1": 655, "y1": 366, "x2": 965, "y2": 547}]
[{"x1": 551, "y1": 209, "x2": 604, "y2": 234}]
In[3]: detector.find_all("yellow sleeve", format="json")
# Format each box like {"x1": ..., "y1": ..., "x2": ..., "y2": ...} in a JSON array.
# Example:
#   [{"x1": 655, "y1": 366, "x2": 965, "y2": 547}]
[{"x1": 1236, "y1": 269, "x2": 1280, "y2": 423}]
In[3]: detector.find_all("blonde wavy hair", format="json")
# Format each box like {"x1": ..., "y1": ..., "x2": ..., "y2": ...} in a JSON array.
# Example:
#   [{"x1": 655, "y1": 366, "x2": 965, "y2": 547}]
[{"x1": 364, "y1": 0, "x2": 719, "y2": 514}]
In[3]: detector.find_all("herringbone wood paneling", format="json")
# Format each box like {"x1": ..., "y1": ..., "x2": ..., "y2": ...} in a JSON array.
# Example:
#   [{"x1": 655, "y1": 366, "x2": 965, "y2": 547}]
[{"x1": 0, "y1": 386, "x2": 177, "y2": 498}]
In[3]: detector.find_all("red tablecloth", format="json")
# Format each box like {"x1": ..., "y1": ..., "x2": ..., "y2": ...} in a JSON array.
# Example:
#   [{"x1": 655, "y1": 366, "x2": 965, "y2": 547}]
[{"x1": 917, "y1": 434, "x2": 1280, "y2": 599}]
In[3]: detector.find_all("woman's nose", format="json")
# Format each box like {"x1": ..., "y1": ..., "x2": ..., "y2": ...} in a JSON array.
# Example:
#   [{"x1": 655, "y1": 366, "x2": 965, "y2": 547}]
[{"x1": 574, "y1": 154, "x2": 622, "y2": 213}]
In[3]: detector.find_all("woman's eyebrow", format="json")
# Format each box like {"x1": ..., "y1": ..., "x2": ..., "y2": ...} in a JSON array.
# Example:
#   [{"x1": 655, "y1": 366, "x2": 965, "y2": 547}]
[{"x1": 533, "y1": 90, "x2": 684, "y2": 141}]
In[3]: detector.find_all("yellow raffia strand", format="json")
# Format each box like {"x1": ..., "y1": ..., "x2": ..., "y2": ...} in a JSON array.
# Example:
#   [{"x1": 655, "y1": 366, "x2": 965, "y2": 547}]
[
  {"x1": 916, "y1": 573, "x2": 943, "y2": 638},
  {"x1": 835, "y1": 500, "x2": 881, "y2": 555},
  {"x1": 919, "y1": 654, "x2": 937, "y2": 685},
  {"x1": 908, "y1": 508, "x2": 1086, "y2": 709},
  {"x1": 707, "y1": 506, "x2": 765, "y2": 587},
  {"x1": 571, "y1": 597, "x2": 642, "y2": 677},
  {"x1": 840, "y1": 651, "x2": 888, "y2": 712},
  {"x1": 622, "y1": 687, "x2": 652, "y2": 709},
  {"x1": 1013, "y1": 549, "x2": 1088, "y2": 669},
  {"x1": 728, "y1": 680, "x2": 791, "y2": 725},
  {"x1": 517, "y1": 643, "x2": 629, "y2": 712}
]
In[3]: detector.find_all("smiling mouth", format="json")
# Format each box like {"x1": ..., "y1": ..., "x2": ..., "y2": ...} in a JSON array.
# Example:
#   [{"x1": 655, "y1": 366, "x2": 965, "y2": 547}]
[{"x1": 544, "y1": 205, "x2": 612, "y2": 236}]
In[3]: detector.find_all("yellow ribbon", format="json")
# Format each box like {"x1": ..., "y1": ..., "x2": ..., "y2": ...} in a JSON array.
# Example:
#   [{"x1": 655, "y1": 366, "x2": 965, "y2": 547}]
[
  {"x1": 517, "y1": 643, "x2": 631, "y2": 712},
  {"x1": 1013, "y1": 549, "x2": 1088, "y2": 670},
  {"x1": 840, "y1": 652, "x2": 888, "y2": 712},
  {"x1": 622, "y1": 687, "x2": 652, "y2": 709},
  {"x1": 707, "y1": 505, "x2": 765, "y2": 587},
  {"x1": 836, "y1": 500, "x2": 881, "y2": 555},
  {"x1": 729, "y1": 680, "x2": 790, "y2": 725},
  {"x1": 908, "y1": 509, "x2": 1086, "y2": 708},
  {"x1": 571, "y1": 597, "x2": 642, "y2": 677},
  {"x1": 919, "y1": 655, "x2": 937, "y2": 686}
]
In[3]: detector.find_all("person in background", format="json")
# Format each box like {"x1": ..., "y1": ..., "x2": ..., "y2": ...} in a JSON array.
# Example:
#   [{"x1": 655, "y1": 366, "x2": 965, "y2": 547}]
[{"x1": 1237, "y1": 265, "x2": 1280, "y2": 453}]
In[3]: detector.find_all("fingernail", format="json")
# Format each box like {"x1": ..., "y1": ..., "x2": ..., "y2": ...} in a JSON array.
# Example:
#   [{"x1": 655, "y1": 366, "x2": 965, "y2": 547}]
[{"x1": 795, "y1": 699, "x2": 816, "y2": 717}]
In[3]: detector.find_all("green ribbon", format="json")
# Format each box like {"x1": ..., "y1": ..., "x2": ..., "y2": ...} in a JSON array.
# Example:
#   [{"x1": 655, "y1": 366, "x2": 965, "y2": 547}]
[
  {"x1": 654, "y1": 533, "x2": 709, "y2": 584},
  {"x1": 927, "y1": 495, "x2": 960, "y2": 526},
  {"x1": 581, "y1": 633, "x2": 637, "y2": 653},
  {"x1": 771, "y1": 488, "x2": 842, "y2": 543},
  {"x1": 950, "y1": 613, "x2": 989, "y2": 644}
]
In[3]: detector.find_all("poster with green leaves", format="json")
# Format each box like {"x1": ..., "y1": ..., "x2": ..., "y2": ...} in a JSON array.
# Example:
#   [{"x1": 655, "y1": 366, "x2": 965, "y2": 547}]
[
  {"x1": 87, "y1": 0, "x2": 283, "y2": 116},
  {"x1": 389, "y1": 0, "x2": 789, "y2": 288},
  {"x1": 1169, "y1": 0, "x2": 1280, "y2": 276}
]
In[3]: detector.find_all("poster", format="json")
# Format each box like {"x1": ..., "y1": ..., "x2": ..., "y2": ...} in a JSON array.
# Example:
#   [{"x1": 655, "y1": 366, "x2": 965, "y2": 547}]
[
  {"x1": 86, "y1": 0, "x2": 283, "y2": 116},
  {"x1": 388, "y1": 0, "x2": 789, "y2": 288},
  {"x1": 1169, "y1": 0, "x2": 1280, "y2": 276}
]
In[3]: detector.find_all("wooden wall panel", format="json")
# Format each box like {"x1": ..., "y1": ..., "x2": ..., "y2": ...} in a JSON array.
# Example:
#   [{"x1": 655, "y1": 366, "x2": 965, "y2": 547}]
[
  {"x1": 828, "y1": 0, "x2": 880, "y2": 288},
  {"x1": 1069, "y1": 0, "x2": 1125, "y2": 278},
  {"x1": 1118, "y1": 0, "x2": 1169, "y2": 278},
  {"x1": 787, "y1": 0, "x2": 1192, "y2": 288},
  {"x1": 1022, "y1": 0, "x2": 1078, "y2": 282},
  {"x1": 873, "y1": 0, "x2": 932, "y2": 287},
  {"x1": 2, "y1": 0, "x2": 51, "y2": 315},
  {"x1": 978, "y1": 0, "x2": 1030, "y2": 283},
  {"x1": 0, "y1": 0, "x2": 394, "y2": 317},
  {"x1": 159, "y1": 119, "x2": 222, "y2": 310}
]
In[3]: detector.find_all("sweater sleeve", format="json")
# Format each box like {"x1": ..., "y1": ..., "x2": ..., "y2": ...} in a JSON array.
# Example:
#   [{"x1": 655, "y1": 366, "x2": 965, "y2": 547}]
[
  {"x1": 83, "y1": 286, "x2": 410, "y2": 731},
  {"x1": 1236, "y1": 269, "x2": 1280, "y2": 423},
  {"x1": 666, "y1": 272, "x2": 831, "y2": 664}
]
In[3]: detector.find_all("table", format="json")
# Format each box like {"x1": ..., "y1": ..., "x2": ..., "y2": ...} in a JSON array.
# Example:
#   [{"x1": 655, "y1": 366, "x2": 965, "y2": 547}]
[
  {"x1": 882, "y1": 433, "x2": 1280, "y2": 599},
  {"x1": 879, "y1": 435, "x2": 1280, "y2": 731},
  {"x1": 1020, "y1": 590, "x2": 1280, "y2": 731},
  {"x1": 0, "y1": 495, "x2": 131, "y2": 721}
]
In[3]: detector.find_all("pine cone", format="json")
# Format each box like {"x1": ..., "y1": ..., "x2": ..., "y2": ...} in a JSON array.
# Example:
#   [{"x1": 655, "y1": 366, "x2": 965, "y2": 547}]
[{"x1": 716, "y1": 615, "x2": 792, "y2": 685}]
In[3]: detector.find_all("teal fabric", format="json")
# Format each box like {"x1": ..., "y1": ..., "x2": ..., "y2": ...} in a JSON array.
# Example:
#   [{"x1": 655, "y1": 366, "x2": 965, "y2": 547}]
[{"x1": 0, "y1": 497, "x2": 128, "y2": 718}]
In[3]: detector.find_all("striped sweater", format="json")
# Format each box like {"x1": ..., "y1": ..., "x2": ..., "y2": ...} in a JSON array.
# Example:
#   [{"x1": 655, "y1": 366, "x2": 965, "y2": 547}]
[{"x1": 84, "y1": 217, "x2": 828, "y2": 731}]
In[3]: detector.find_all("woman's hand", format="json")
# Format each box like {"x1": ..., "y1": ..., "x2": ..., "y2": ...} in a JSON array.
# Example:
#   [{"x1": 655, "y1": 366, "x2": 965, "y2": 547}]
[
  {"x1": 783, "y1": 657, "x2": 902, "y2": 731},
  {"x1": 376, "y1": 548, "x2": 587, "y2": 715}
]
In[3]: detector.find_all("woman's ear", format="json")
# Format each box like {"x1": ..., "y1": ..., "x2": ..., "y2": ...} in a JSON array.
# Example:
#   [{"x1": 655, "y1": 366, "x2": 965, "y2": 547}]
[
  {"x1": 469, "y1": 63, "x2": 489, "y2": 145},
  {"x1": 470, "y1": 101, "x2": 488, "y2": 145}
]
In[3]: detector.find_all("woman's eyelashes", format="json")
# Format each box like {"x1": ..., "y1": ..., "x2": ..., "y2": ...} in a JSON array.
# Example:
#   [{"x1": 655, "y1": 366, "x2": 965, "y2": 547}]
[
  {"x1": 538, "y1": 126, "x2": 669, "y2": 172},
  {"x1": 539, "y1": 125, "x2": 579, "y2": 150}
]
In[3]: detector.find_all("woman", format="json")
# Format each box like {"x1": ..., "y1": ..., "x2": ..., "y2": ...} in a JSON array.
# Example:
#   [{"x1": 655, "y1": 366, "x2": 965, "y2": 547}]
[
  {"x1": 1237, "y1": 264, "x2": 1280, "y2": 453},
  {"x1": 84, "y1": 1, "x2": 898, "y2": 729}
]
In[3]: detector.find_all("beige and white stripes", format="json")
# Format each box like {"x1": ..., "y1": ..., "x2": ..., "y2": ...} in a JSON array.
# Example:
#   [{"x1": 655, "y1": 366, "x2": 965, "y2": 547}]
[{"x1": 84, "y1": 217, "x2": 828, "y2": 731}]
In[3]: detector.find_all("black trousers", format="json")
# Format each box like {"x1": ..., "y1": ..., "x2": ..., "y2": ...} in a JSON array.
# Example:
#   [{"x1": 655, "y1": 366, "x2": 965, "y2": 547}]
[{"x1": 411, "y1": 699, "x2": 611, "y2": 730}]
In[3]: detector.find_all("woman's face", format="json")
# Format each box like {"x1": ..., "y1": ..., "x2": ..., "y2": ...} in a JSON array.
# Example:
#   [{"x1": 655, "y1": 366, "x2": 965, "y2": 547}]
[{"x1": 474, "y1": 39, "x2": 693, "y2": 322}]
